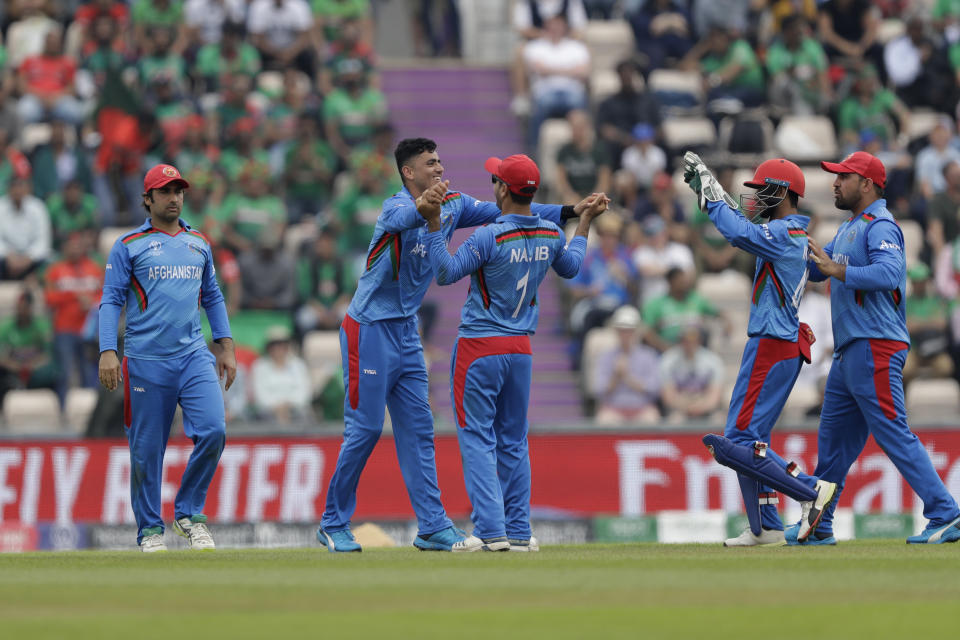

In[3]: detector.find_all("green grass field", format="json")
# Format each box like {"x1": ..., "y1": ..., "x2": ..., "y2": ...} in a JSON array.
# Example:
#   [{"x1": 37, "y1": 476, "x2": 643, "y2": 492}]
[{"x1": 2, "y1": 542, "x2": 958, "y2": 639}]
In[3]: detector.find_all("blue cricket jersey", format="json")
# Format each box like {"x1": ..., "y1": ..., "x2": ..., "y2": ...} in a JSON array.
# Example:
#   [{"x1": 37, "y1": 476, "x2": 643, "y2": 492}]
[
  {"x1": 808, "y1": 199, "x2": 909, "y2": 350},
  {"x1": 346, "y1": 186, "x2": 564, "y2": 324},
  {"x1": 424, "y1": 213, "x2": 586, "y2": 338},
  {"x1": 99, "y1": 218, "x2": 231, "y2": 360},
  {"x1": 705, "y1": 201, "x2": 810, "y2": 340}
]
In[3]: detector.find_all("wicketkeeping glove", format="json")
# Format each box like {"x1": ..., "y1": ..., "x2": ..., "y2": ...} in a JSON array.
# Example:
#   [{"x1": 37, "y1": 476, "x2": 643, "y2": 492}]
[{"x1": 683, "y1": 151, "x2": 739, "y2": 212}]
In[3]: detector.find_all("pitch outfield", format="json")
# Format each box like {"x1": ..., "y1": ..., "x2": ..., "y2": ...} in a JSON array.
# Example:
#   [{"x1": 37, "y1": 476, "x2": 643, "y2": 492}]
[{"x1": 1, "y1": 543, "x2": 958, "y2": 639}]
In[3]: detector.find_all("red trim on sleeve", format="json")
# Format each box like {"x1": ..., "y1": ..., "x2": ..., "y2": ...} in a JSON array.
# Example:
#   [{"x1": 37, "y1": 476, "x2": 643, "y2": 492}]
[
  {"x1": 869, "y1": 339, "x2": 909, "y2": 420},
  {"x1": 452, "y1": 335, "x2": 532, "y2": 427},
  {"x1": 343, "y1": 314, "x2": 361, "y2": 410},
  {"x1": 735, "y1": 337, "x2": 804, "y2": 430}
]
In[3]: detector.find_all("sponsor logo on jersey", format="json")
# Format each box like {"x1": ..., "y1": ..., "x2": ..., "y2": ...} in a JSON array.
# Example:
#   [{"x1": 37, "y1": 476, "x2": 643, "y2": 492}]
[
  {"x1": 147, "y1": 265, "x2": 204, "y2": 280},
  {"x1": 363, "y1": 368, "x2": 377, "y2": 375},
  {"x1": 187, "y1": 242, "x2": 205, "y2": 256},
  {"x1": 410, "y1": 243, "x2": 427, "y2": 258},
  {"x1": 148, "y1": 240, "x2": 163, "y2": 255},
  {"x1": 105, "y1": 263, "x2": 113, "y2": 270},
  {"x1": 133, "y1": 386, "x2": 146, "y2": 393},
  {"x1": 510, "y1": 246, "x2": 550, "y2": 263},
  {"x1": 878, "y1": 240, "x2": 901, "y2": 251},
  {"x1": 833, "y1": 253, "x2": 850, "y2": 266}
]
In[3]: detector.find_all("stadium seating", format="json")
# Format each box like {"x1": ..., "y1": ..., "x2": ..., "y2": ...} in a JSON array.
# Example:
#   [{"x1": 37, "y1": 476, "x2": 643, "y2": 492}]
[
  {"x1": 906, "y1": 109, "x2": 949, "y2": 142},
  {"x1": 695, "y1": 271, "x2": 753, "y2": 309},
  {"x1": 773, "y1": 115, "x2": 838, "y2": 163},
  {"x1": 536, "y1": 118, "x2": 573, "y2": 195},
  {"x1": 906, "y1": 378, "x2": 960, "y2": 419},
  {"x1": 899, "y1": 219, "x2": 923, "y2": 267},
  {"x1": 800, "y1": 169, "x2": 839, "y2": 219},
  {"x1": 581, "y1": 326, "x2": 617, "y2": 401},
  {"x1": 877, "y1": 18, "x2": 906, "y2": 44},
  {"x1": 0, "y1": 281, "x2": 23, "y2": 318},
  {"x1": 64, "y1": 388, "x2": 98, "y2": 435},
  {"x1": 590, "y1": 68, "x2": 623, "y2": 105},
  {"x1": 583, "y1": 20, "x2": 635, "y2": 76},
  {"x1": 717, "y1": 110, "x2": 775, "y2": 160},
  {"x1": 303, "y1": 330, "x2": 342, "y2": 392},
  {"x1": 98, "y1": 227, "x2": 138, "y2": 258},
  {"x1": 647, "y1": 69, "x2": 704, "y2": 109},
  {"x1": 662, "y1": 116, "x2": 716, "y2": 154},
  {"x1": 2, "y1": 389, "x2": 61, "y2": 435},
  {"x1": 283, "y1": 222, "x2": 317, "y2": 255}
]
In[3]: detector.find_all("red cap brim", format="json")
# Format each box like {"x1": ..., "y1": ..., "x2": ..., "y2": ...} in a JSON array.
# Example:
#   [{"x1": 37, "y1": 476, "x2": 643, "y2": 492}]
[
  {"x1": 484, "y1": 157, "x2": 502, "y2": 177},
  {"x1": 147, "y1": 177, "x2": 190, "y2": 191},
  {"x1": 820, "y1": 161, "x2": 849, "y2": 175}
]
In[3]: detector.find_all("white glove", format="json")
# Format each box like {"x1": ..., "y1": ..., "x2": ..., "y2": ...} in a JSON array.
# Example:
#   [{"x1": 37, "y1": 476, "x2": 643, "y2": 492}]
[{"x1": 683, "y1": 151, "x2": 739, "y2": 212}]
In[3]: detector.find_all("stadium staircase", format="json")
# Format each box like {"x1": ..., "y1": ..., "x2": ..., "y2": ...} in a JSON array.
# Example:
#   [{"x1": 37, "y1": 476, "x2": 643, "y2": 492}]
[{"x1": 382, "y1": 66, "x2": 584, "y2": 426}]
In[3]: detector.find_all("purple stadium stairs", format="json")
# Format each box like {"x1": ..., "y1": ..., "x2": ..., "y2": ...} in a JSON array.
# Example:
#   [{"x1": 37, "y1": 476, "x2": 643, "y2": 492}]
[{"x1": 382, "y1": 65, "x2": 584, "y2": 426}]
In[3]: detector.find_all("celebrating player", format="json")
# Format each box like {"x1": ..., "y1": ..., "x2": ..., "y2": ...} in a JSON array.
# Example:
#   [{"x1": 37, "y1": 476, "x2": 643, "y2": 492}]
[
  {"x1": 798, "y1": 151, "x2": 960, "y2": 545},
  {"x1": 318, "y1": 138, "x2": 604, "y2": 552},
  {"x1": 99, "y1": 164, "x2": 237, "y2": 552},
  {"x1": 419, "y1": 155, "x2": 607, "y2": 552},
  {"x1": 683, "y1": 152, "x2": 837, "y2": 547}
]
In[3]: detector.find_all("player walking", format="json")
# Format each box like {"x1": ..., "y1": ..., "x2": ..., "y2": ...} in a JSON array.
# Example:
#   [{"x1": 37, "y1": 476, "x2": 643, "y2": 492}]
[
  {"x1": 318, "y1": 138, "x2": 604, "y2": 552},
  {"x1": 799, "y1": 151, "x2": 960, "y2": 545},
  {"x1": 99, "y1": 164, "x2": 237, "y2": 552},
  {"x1": 683, "y1": 152, "x2": 837, "y2": 547},
  {"x1": 419, "y1": 155, "x2": 606, "y2": 551}
]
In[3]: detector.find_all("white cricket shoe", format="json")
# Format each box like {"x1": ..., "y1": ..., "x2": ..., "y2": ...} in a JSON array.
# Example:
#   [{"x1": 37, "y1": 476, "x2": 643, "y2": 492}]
[
  {"x1": 174, "y1": 516, "x2": 216, "y2": 551},
  {"x1": 140, "y1": 533, "x2": 167, "y2": 553},
  {"x1": 508, "y1": 536, "x2": 540, "y2": 552},
  {"x1": 451, "y1": 535, "x2": 510, "y2": 552},
  {"x1": 723, "y1": 528, "x2": 786, "y2": 547},
  {"x1": 797, "y1": 479, "x2": 838, "y2": 543}
]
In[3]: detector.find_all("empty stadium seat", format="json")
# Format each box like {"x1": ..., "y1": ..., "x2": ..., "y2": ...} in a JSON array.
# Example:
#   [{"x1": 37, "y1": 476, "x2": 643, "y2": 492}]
[
  {"x1": 19, "y1": 123, "x2": 52, "y2": 153},
  {"x1": 906, "y1": 378, "x2": 959, "y2": 417},
  {"x1": 662, "y1": 117, "x2": 716, "y2": 152},
  {"x1": 899, "y1": 219, "x2": 922, "y2": 266},
  {"x1": 590, "y1": 68, "x2": 622, "y2": 105},
  {"x1": 773, "y1": 116, "x2": 838, "y2": 163},
  {"x1": 800, "y1": 169, "x2": 839, "y2": 219},
  {"x1": 256, "y1": 71, "x2": 284, "y2": 96},
  {"x1": 648, "y1": 69, "x2": 704, "y2": 108},
  {"x1": 2, "y1": 389, "x2": 62, "y2": 435},
  {"x1": 537, "y1": 118, "x2": 573, "y2": 194},
  {"x1": 877, "y1": 18, "x2": 905, "y2": 44},
  {"x1": 581, "y1": 327, "x2": 617, "y2": 398},
  {"x1": 284, "y1": 222, "x2": 317, "y2": 255},
  {"x1": 907, "y1": 109, "x2": 948, "y2": 141},
  {"x1": 811, "y1": 220, "x2": 840, "y2": 247},
  {"x1": 64, "y1": 388, "x2": 98, "y2": 435},
  {"x1": 717, "y1": 111, "x2": 774, "y2": 157},
  {"x1": 99, "y1": 227, "x2": 137, "y2": 257},
  {"x1": 303, "y1": 330, "x2": 341, "y2": 365},
  {"x1": 672, "y1": 169, "x2": 697, "y2": 214},
  {"x1": 696, "y1": 271, "x2": 752, "y2": 308},
  {"x1": 0, "y1": 281, "x2": 24, "y2": 318},
  {"x1": 583, "y1": 20, "x2": 635, "y2": 75}
]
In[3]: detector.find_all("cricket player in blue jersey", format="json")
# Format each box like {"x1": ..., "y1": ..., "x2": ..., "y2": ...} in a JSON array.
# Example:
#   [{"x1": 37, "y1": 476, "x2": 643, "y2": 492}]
[
  {"x1": 317, "y1": 138, "x2": 604, "y2": 552},
  {"x1": 795, "y1": 151, "x2": 960, "y2": 545},
  {"x1": 419, "y1": 154, "x2": 607, "y2": 551},
  {"x1": 683, "y1": 152, "x2": 838, "y2": 547},
  {"x1": 99, "y1": 164, "x2": 237, "y2": 552}
]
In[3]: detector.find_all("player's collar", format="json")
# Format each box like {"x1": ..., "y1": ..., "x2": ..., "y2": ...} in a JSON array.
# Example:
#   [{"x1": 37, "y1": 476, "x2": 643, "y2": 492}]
[
  {"x1": 142, "y1": 217, "x2": 191, "y2": 231},
  {"x1": 496, "y1": 213, "x2": 541, "y2": 225},
  {"x1": 783, "y1": 213, "x2": 810, "y2": 229}
]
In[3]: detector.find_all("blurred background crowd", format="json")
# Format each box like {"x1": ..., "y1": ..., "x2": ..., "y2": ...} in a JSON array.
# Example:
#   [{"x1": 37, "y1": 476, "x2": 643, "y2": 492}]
[{"x1": 0, "y1": 0, "x2": 959, "y2": 437}]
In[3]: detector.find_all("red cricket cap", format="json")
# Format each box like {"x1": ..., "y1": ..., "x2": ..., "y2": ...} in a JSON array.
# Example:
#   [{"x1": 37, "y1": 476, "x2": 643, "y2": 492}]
[
  {"x1": 484, "y1": 154, "x2": 540, "y2": 196},
  {"x1": 743, "y1": 158, "x2": 805, "y2": 197},
  {"x1": 820, "y1": 151, "x2": 886, "y2": 188},
  {"x1": 143, "y1": 164, "x2": 189, "y2": 192}
]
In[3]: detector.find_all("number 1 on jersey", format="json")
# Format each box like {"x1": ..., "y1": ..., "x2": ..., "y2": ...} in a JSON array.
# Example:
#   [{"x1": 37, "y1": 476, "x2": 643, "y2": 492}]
[{"x1": 512, "y1": 270, "x2": 530, "y2": 318}]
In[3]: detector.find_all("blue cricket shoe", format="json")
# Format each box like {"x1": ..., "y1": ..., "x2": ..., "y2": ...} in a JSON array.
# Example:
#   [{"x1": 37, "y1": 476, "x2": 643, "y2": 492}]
[
  {"x1": 906, "y1": 516, "x2": 960, "y2": 544},
  {"x1": 413, "y1": 525, "x2": 466, "y2": 551},
  {"x1": 317, "y1": 526, "x2": 362, "y2": 552},
  {"x1": 785, "y1": 522, "x2": 836, "y2": 546}
]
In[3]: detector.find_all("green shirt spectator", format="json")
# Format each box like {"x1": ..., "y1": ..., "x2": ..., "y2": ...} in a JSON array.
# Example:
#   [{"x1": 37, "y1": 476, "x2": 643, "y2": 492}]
[
  {"x1": 46, "y1": 186, "x2": 98, "y2": 251},
  {"x1": 702, "y1": 38, "x2": 765, "y2": 91},
  {"x1": 312, "y1": 0, "x2": 369, "y2": 40},
  {"x1": 285, "y1": 138, "x2": 338, "y2": 203},
  {"x1": 333, "y1": 181, "x2": 387, "y2": 253},
  {"x1": 934, "y1": 0, "x2": 960, "y2": 19},
  {"x1": 643, "y1": 289, "x2": 719, "y2": 345},
  {"x1": 556, "y1": 139, "x2": 609, "y2": 200},
  {"x1": 837, "y1": 88, "x2": 898, "y2": 142},
  {"x1": 0, "y1": 293, "x2": 56, "y2": 396},
  {"x1": 132, "y1": 0, "x2": 184, "y2": 28},
  {"x1": 194, "y1": 40, "x2": 261, "y2": 89},
  {"x1": 139, "y1": 53, "x2": 187, "y2": 88},
  {"x1": 323, "y1": 86, "x2": 387, "y2": 143}
]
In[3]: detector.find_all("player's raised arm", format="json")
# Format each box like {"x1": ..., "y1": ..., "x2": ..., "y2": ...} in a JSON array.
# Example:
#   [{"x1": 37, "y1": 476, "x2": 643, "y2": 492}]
[{"x1": 683, "y1": 152, "x2": 801, "y2": 263}]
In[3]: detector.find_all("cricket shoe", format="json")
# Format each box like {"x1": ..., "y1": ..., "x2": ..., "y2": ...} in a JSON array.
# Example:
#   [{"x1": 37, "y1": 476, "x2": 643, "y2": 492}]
[
  {"x1": 173, "y1": 516, "x2": 216, "y2": 551},
  {"x1": 413, "y1": 525, "x2": 466, "y2": 551},
  {"x1": 508, "y1": 536, "x2": 540, "y2": 552},
  {"x1": 906, "y1": 515, "x2": 960, "y2": 544},
  {"x1": 139, "y1": 529, "x2": 167, "y2": 553},
  {"x1": 785, "y1": 523, "x2": 836, "y2": 546},
  {"x1": 723, "y1": 527, "x2": 786, "y2": 547},
  {"x1": 451, "y1": 535, "x2": 510, "y2": 552},
  {"x1": 797, "y1": 479, "x2": 838, "y2": 542},
  {"x1": 317, "y1": 527, "x2": 362, "y2": 552}
]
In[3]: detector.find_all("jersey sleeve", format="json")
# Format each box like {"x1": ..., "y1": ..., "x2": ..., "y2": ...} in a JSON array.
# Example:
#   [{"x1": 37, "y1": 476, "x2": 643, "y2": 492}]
[
  {"x1": 844, "y1": 219, "x2": 905, "y2": 291},
  {"x1": 425, "y1": 226, "x2": 492, "y2": 285},
  {"x1": 807, "y1": 236, "x2": 835, "y2": 282},
  {"x1": 378, "y1": 196, "x2": 424, "y2": 233},
  {"x1": 551, "y1": 235, "x2": 587, "y2": 279},
  {"x1": 455, "y1": 194, "x2": 564, "y2": 229},
  {"x1": 200, "y1": 244, "x2": 232, "y2": 340},
  {"x1": 704, "y1": 200, "x2": 796, "y2": 262},
  {"x1": 98, "y1": 240, "x2": 132, "y2": 353}
]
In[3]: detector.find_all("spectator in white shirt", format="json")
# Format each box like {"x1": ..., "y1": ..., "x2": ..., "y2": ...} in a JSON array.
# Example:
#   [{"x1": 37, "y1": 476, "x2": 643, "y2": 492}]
[
  {"x1": 521, "y1": 14, "x2": 590, "y2": 150},
  {"x1": 513, "y1": 0, "x2": 588, "y2": 40},
  {"x1": 632, "y1": 215, "x2": 694, "y2": 304},
  {"x1": 185, "y1": 0, "x2": 246, "y2": 48},
  {"x1": 915, "y1": 117, "x2": 960, "y2": 201},
  {"x1": 0, "y1": 174, "x2": 52, "y2": 280},
  {"x1": 659, "y1": 324, "x2": 725, "y2": 424},
  {"x1": 618, "y1": 123, "x2": 667, "y2": 209},
  {"x1": 247, "y1": 0, "x2": 316, "y2": 77},
  {"x1": 251, "y1": 326, "x2": 313, "y2": 424}
]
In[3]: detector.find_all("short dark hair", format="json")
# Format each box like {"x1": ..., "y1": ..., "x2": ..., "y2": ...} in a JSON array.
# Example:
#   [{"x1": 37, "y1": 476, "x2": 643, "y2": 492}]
[
  {"x1": 507, "y1": 190, "x2": 534, "y2": 206},
  {"x1": 787, "y1": 191, "x2": 799, "y2": 208},
  {"x1": 394, "y1": 137, "x2": 437, "y2": 182},
  {"x1": 666, "y1": 266, "x2": 686, "y2": 283},
  {"x1": 873, "y1": 184, "x2": 885, "y2": 198},
  {"x1": 143, "y1": 190, "x2": 153, "y2": 214}
]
